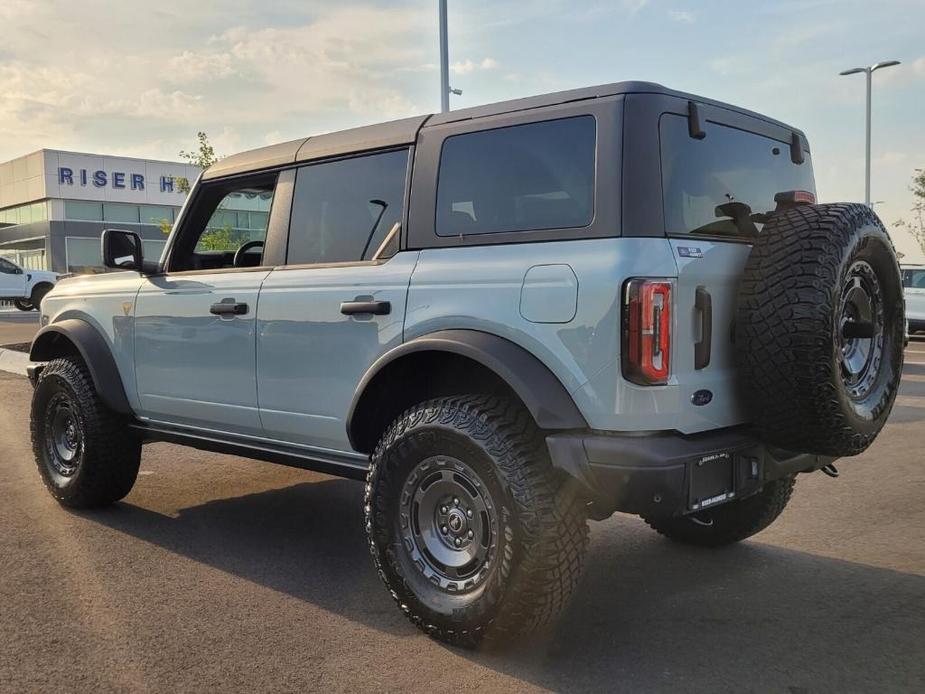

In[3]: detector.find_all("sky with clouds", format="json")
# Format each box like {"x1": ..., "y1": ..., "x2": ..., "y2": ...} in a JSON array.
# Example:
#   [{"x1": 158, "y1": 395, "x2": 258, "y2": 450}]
[{"x1": 1, "y1": 0, "x2": 923, "y2": 258}]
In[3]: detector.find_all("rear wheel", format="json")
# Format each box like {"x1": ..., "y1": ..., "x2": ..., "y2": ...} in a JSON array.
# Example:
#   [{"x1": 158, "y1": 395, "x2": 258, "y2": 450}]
[
  {"x1": 643, "y1": 476, "x2": 795, "y2": 547},
  {"x1": 13, "y1": 299, "x2": 33, "y2": 311},
  {"x1": 31, "y1": 357, "x2": 141, "y2": 508},
  {"x1": 366, "y1": 395, "x2": 588, "y2": 647}
]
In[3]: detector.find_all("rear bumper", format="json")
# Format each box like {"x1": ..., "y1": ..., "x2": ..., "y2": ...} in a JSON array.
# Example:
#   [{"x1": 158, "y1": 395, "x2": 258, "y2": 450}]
[{"x1": 546, "y1": 427, "x2": 835, "y2": 520}]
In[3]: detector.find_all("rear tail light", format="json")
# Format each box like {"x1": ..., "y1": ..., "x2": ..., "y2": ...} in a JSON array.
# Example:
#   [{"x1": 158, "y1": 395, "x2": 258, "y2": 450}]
[{"x1": 622, "y1": 278, "x2": 672, "y2": 385}]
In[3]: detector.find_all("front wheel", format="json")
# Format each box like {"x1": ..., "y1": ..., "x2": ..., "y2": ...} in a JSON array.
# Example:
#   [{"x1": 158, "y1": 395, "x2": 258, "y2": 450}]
[
  {"x1": 643, "y1": 476, "x2": 796, "y2": 547},
  {"x1": 366, "y1": 395, "x2": 589, "y2": 647},
  {"x1": 13, "y1": 299, "x2": 33, "y2": 311},
  {"x1": 31, "y1": 357, "x2": 141, "y2": 508}
]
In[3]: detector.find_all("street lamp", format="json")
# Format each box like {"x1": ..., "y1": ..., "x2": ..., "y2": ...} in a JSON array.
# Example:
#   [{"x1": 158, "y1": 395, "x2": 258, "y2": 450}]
[
  {"x1": 438, "y1": 0, "x2": 462, "y2": 113},
  {"x1": 839, "y1": 60, "x2": 901, "y2": 206}
]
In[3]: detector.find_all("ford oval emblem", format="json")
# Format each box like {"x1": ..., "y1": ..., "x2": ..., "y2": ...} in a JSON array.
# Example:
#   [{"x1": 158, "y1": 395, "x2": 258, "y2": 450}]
[{"x1": 691, "y1": 389, "x2": 713, "y2": 406}]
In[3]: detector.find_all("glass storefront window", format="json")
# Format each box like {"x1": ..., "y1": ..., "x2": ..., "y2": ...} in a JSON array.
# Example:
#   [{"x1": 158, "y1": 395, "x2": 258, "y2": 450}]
[
  {"x1": 140, "y1": 205, "x2": 173, "y2": 225},
  {"x1": 0, "y1": 201, "x2": 48, "y2": 226},
  {"x1": 64, "y1": 200, "x2": 104, "y2": 221},
  {"x1": 142, "y1": 240, "x2": 167, "y2": 264},
  {"x1": 103, "y1": 203, "x2": 140, "y2": 224},
  {"x1": 65, "y1": 237, "x2": 105, "y2": 274}
]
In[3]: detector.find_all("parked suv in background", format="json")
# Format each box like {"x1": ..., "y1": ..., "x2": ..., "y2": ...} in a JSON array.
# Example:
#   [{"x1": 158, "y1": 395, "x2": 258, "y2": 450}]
[
  {"x1": 26, "y1": 82, "x2": 905, "y2": 647},
  {"x1": 902, "y1": 264, "x2": 925, "y2": 334},
  {"x1": 0, "y1": 257, "x2": 57, "y2": 311}
]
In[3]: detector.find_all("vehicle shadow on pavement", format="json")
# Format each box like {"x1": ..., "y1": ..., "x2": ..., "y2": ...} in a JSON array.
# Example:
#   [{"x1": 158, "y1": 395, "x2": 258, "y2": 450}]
[
  {"x1": 469, "y1": 525, "x2": 925, "y2": 692},
  {"x1": 87, "y1": 478, "x2": 413, "y2": 636},
  {"x1": 87, "y1": 475, "x2": 924, "y2": 692}
]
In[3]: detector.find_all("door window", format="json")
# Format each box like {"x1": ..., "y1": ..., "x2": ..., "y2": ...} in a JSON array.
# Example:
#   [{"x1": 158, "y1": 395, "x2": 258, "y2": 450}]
[
  {"x1": 168, "y1": 173, "x2": 277, "y2": 272},
  {"x1": 0, "y1": 257, "x2": 20, "y2": 274},
  {"x1": 435, "y1": 116, "x2": 596, "y2": 237},
  {"x1": 286, "y1": 149, "x2": 408, "y2": 266}
]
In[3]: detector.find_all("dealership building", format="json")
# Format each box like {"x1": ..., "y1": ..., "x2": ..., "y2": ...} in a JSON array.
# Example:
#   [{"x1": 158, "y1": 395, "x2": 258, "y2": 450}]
[{"x1": 0, "y1": 150, "x2": 201, "y2": 273}]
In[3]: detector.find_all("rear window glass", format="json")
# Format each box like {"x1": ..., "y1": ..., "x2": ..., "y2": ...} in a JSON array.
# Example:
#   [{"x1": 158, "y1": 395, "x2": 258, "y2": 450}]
[
  {"x1": 436, "y1": 116, "x2": 596, "y2": 237},
  {"x1": 903, "y1": 269, "x2": 925, "y2": 288},
  {"x1": 660, "y1": 114, "x2": 815, "y2": 237}
]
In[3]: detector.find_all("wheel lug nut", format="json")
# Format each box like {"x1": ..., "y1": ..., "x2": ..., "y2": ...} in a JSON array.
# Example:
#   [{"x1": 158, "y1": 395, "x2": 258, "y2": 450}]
[
  {"x1": 441, "y1": 525, "x2": 448, "y2": 534},
  {"x1": 453, "y1": 497, "x2": 459, "y2": 506},
  {"x1": 466, "y1": 509, "x2": 473, "y2": 518},
  {"x1": 468, "y1": 530, "x2": 474, "y2": 538},
  {"x1": 454, "y1": 538, "x2": 461, "y2": 546},
  {"x1": 440, "y1": 506, "x2": 447, "y2": 514}
]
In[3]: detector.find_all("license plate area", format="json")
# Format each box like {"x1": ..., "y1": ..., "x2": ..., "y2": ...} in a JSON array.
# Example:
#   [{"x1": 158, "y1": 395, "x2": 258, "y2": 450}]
[{"x1": 689, "y1": 451, "x2": 735, "y2": 512}]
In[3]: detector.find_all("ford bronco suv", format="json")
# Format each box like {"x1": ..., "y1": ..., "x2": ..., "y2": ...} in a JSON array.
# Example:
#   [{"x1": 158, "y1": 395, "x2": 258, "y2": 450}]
[
  {"x1": 27, "y1": 82, "x2": 905, "y2": 647},
  {"x1": 0, "y1": 256, "x2": 57, "y2": 311}
]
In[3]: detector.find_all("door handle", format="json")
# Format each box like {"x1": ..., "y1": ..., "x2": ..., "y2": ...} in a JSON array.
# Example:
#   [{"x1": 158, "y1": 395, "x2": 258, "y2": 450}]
[
  {"x1": 210, "y1": 299, "x2": 249, "y2": 316},
  {"x1": 340, "y1": 300, "x2": 391, "y2": 316},
  {"x1": 694, "y1": 286, "x2": 712, "y2": 370}
]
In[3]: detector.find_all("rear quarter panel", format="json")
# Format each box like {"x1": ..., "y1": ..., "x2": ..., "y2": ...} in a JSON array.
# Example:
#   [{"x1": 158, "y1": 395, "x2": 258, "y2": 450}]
[{"x1": 405, "y1": 237, "x2": 689, "y2": 431}]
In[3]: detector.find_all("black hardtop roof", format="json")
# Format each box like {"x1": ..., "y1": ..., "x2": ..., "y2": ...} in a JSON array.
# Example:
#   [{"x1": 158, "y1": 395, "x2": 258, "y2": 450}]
[{"x1": 203, "y1": 80, "x2": 805, "y2": 180}]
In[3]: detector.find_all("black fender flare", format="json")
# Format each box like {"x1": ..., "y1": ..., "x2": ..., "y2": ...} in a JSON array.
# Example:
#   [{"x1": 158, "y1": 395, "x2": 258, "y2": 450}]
[
  {"x1": 29, "y1": 319, "x2": 132, "y2": 415},
  {"x1": 346, "y1": 329, "x2": 588, "y2": 452}
]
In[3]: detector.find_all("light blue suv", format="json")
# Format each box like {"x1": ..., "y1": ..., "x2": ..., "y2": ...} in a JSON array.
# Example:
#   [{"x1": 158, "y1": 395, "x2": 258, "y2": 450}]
[{"x1": 27, "y1": 82, "x2": 905, "y2": 646}]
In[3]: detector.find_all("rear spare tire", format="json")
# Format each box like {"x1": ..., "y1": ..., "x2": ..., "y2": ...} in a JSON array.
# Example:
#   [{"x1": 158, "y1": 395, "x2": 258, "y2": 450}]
[{"x1": 736, "y1": 203, "x2": 903, "y2": 457}]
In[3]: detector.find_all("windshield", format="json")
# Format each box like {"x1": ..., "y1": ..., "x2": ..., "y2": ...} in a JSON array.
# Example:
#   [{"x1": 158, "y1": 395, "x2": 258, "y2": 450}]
[{"x1": 660, "y1": 114, "x2": 815, "y2": 238}]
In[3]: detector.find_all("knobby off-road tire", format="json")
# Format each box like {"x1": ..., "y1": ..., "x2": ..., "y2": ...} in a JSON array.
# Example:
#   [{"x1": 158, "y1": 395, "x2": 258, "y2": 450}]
[
  {"x1": 644, "y1": 476, "x2": 796, "y2": 547},
  {"x1": 736, "y1": 203, "x2": 904, "y2": 457},
  {"x1": 365, "y1": 395, "x2": 589, "y2": 648},
  {"x1": 31, "y1": 357, "x2": 141, "y2": 508}
]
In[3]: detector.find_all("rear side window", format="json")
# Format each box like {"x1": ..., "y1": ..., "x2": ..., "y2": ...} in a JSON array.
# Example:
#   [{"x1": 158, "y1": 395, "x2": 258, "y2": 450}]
[
  {"x1": 660, "y1": 114, "x2": 815, "y2": 237},
  {"x1": 287, "y1": 149, "x2": 408, "y2": 265},
  {"x1": 436, "y1": 116, "x2": 596, "y2": 237},
  {"x1": 904, "y1": 269, "x2": 925, "y2": 288}
]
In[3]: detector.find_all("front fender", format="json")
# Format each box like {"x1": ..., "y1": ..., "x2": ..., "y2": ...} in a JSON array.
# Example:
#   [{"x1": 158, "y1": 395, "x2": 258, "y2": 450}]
[{"x1": 30, "y1": 319, "x2": 132, "y2": 415}]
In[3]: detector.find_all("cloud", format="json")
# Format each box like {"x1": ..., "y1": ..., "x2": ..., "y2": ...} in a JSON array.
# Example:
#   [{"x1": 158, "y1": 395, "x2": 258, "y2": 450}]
[
  {"x1": 668, "y1": 10, "x2": 695, "y2": 23},
  {"x1": 451, "y1": 58, "x2": 500, "y2": 75},
  {"x1": 0, "y1": 3, "x2": 437, "y2": 161}
]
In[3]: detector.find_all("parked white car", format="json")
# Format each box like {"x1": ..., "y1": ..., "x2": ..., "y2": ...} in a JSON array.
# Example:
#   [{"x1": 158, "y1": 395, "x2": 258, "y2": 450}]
[
  {"x1": 0, "y1": 257, "x2": 59, "y2": 311},
  {"x1": 903, "y1": 264, "x2": 925, "y2": 334}
]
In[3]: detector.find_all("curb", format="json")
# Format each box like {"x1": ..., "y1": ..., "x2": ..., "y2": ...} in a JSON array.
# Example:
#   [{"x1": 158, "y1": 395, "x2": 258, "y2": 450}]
[{"x1": 0, "y1": 347, "x2": 29, "y2": 377}]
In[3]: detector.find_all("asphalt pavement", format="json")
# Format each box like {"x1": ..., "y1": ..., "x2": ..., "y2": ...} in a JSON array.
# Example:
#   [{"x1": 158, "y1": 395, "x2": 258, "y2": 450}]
[
  {"x1": 0, "y1": 308, "x2": 39, "y2": 347},
  {"x1": 0, "y1": 313, "x2": 923, "y2": 692}
]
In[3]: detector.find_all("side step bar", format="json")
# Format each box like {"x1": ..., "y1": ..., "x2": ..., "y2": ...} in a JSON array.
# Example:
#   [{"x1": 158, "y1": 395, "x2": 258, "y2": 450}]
[{"x1": 130, "y1": 422, "x2": 370, "y2": 481}]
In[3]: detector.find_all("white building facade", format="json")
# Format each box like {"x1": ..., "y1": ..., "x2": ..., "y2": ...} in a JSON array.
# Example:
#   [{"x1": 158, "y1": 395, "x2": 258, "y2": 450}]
[{"x1": 0, "y1": 149, "x2": 201, "y2": 273}]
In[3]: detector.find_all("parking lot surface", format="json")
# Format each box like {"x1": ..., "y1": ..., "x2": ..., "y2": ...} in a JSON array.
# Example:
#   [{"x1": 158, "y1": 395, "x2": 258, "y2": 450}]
[
  {"x1": 1, "y1": 311, "x2": 923, "y2": 692},
  {"x1": 0, "y1": 308, "x2": 39, "y2": 347}
]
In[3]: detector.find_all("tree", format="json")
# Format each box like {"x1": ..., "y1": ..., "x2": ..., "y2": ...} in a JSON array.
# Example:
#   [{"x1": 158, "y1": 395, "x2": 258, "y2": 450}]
[
  {"x1": 176, "y1": 131, "x2": 219, "y2": 193},
  {"x1": 894, "y1": 168, "x2": 925, "y2": 255},
  {"x1": 159, "y1": 132, "x2": 221, "y2": 236}
]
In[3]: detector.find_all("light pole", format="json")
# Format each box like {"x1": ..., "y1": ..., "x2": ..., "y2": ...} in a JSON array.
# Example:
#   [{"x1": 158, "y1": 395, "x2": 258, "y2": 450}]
[
  {"x1": 438, "y1": 0, "x2": 461, "y2": 113},
  {"x1": 839, "y1": 60, "x2": 900, "y2": 206}
]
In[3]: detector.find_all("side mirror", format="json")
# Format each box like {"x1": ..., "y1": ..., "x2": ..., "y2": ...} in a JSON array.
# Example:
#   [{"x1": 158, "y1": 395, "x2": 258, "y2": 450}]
[{"x1": 102, "y1": 228, "x2": 146, "y2": 272}]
